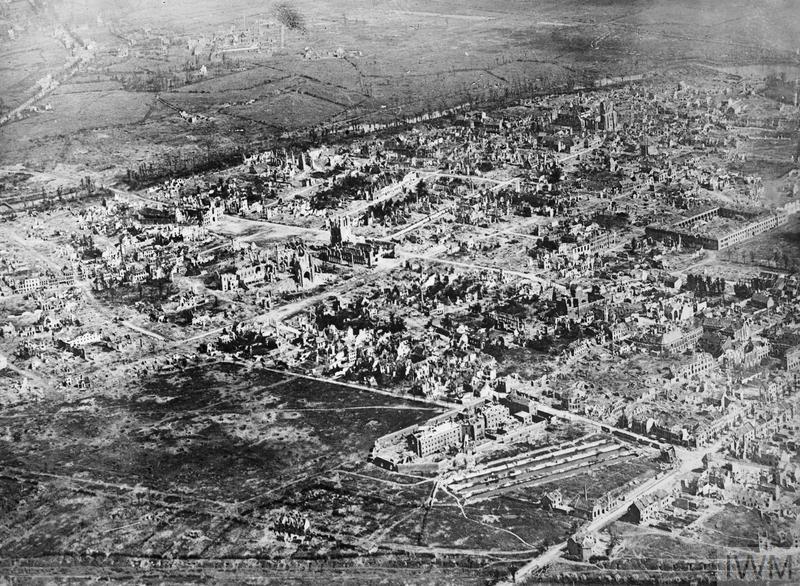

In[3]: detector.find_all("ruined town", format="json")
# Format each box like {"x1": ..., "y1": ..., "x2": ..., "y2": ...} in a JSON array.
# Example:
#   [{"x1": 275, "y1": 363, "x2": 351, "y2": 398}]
[{"x1": 1, "y1": 1, "x2": 800, "y2": 584}]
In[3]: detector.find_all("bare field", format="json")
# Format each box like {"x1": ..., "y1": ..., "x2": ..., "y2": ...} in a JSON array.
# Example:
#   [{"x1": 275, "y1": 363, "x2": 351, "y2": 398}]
[
  {"x1": 227, "y1": 92, "x2": 344, "y2": 130},
  {"x1": 0, "y1": 364, "x2": 439, "y2": 501},
  {"x1": 2, "y1": 0, "x2": 799, "y2": 181},
  {"x1": 173, "y1": 67, "x2": 291, "y2": 94},
  {"x1": 0, "y1": 360, "x2": 525, "y2": 582},
  {"x1": 0, "y1": 365, "x2": 460, "y2": 570},
  {"x1": 1, "y1": 90, "x2": 153, "y2": 142},
  {"x1": 0, "y1": 36, "x2": 67, "y2": 106}
]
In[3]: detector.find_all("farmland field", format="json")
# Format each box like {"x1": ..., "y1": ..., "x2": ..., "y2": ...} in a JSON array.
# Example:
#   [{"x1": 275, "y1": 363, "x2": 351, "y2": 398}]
[{"x1": 2, "y1": 0, "x2": 799, "y2": 183}]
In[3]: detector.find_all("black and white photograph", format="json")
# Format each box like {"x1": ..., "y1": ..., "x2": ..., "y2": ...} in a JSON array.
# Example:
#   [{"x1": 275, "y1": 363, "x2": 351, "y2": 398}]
[{"x1": 1, "y1": 1, "x2": 799, "y2": 584}]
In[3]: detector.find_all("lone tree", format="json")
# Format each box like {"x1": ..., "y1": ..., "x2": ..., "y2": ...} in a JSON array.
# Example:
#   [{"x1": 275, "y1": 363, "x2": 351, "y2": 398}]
[{"x1": 274, "y1": 2, "x2": 306, "y2": 32}]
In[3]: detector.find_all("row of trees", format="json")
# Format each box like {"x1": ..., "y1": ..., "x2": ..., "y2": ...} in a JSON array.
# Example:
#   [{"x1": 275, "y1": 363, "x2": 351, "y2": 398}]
[
  {"x1": 683, "y1": 273, "x2": 726, "y2": 297},
  {"x1": 125, "y1": 148, "x2": 246, "y2": 188}
]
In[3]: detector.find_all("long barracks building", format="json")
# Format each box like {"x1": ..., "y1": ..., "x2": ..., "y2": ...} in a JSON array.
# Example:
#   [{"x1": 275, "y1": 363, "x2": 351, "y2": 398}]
[{"x1": 645, "y1": 205, "x2": 788, "y2": 251}]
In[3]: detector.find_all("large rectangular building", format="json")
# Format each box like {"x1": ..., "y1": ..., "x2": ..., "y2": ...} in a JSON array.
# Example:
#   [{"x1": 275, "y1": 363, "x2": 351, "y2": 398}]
[
  {"x1": 410, "y1": 421, "x2": 463, "y2": 457},
  {"x1": 645, "y1": 206, "x2": 787, "y2": 251},
  {"x1": 785, "y1": 346, "x2": 800, "y2": 371}
]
